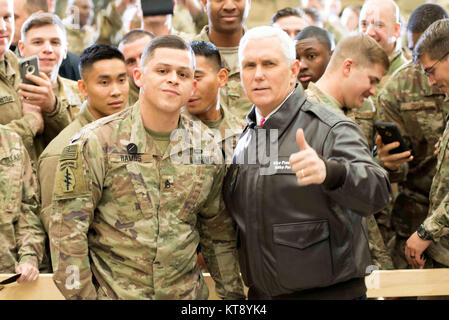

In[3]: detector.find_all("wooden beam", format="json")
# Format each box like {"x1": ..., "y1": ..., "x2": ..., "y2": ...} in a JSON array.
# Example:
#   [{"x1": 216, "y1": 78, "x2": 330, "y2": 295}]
[
  {"x1": 0, "y1": 274, "x2": 65, "y2": 300},
  {"x1": 366, "y1": 269, "x2": 449, "y2": 298}
]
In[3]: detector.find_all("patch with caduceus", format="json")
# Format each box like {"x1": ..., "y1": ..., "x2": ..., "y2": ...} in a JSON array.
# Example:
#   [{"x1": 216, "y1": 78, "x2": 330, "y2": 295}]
[{"x1": 54, "y1": 144, "x2": 88, "y2": 199}]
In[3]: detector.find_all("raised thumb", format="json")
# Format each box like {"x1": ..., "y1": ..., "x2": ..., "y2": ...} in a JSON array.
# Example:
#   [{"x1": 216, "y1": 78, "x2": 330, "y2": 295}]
[{"x1": 296, "y1": 128, "x2": 309, "y2": 151}]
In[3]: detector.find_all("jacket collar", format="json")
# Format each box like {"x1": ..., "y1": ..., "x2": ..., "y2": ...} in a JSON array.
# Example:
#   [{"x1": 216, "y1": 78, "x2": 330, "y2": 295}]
[{"x1": 246, "y1": 84, "x2": 306, "y2": 136}]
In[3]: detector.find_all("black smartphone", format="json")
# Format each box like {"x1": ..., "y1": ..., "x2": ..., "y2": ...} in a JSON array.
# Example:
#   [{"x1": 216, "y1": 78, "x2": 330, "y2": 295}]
[
  {"x1": 141, "y1": 0, "x2": 174, "y2": 17},
  {"x1": 374, "y1": 121, "x2": 410, "y2": 154},
  {"x1": 19, "y1": 55, "x2": 40, "y2": 85}
]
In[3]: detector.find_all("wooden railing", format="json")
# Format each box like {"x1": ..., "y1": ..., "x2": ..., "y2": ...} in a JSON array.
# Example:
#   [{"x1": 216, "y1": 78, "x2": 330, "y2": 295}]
[{"x1": 2, "y1": 270, "x2": 449, "y2": 299}]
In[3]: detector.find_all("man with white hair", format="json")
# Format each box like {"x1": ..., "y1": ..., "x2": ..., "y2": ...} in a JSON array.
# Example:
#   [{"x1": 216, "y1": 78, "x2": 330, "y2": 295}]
[{"x1": 223, "y1": 26, "x2": 392, "y2": 300}]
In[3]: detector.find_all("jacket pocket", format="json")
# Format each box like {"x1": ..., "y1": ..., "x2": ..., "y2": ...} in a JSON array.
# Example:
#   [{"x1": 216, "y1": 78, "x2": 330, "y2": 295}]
[{"x1": 272, "y1": 220, "x2": 332, "y2": 290}]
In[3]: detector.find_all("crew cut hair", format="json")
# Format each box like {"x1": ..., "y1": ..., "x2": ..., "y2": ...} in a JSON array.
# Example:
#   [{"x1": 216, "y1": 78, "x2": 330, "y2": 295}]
[
  {"x1": 79, "y1": 44, "x2": 125, "y2": 78},
  {"x1": 21, "y1": 12, "x2": 67, "y2": 44},
  {"x1": 239, "y1": 26, "x2": 296, "y2": 68},
  {"x1": 140, "y1": 35, "x2": 195, "y2": 69},
  {"x1": 407, "y1": 4, "x2": 449, "y2": 34},
  {"x1": 328, "y1": 33, "x2": 389, "y2": 72},
  {"x1": 414, "y1": 19, "x2": 449, "y2": 63},
  {"x1": 190, "y1": 41, "x2": 223, "y2": 70},
  {"x1": 118, "y1": 29, "x2": 156, "y2": 49},
  {"x1": 295, "y1": 26, "x2": 335, "y2": 51}
]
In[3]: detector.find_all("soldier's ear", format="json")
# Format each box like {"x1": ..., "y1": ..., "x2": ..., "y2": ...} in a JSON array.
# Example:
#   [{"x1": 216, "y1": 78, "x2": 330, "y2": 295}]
[
  {"x1": 18, "y1": 41, "x2": 25, "y2": 57},
  {"x1": 78, "y1": 79, "x2": 88, "y2": 99},
  {"x1": 217, "y1": 68, "x2": 228, "y2": 88},
  {"x1": 133, "y1": 67, "x2": 143, "y2": 88}
]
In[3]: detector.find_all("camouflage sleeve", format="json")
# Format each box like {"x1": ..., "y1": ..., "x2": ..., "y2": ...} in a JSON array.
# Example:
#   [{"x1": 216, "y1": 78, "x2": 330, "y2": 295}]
[
  {"x1": 376, "y1": 85, "x2": 409, "y2": 183},
  {"x1": 38, "y1": 154, "x2": 59, "y2": 233},
  {"x1": 42, "y1": 98, "x2": 72, "y2": 146},
  {"x1": 198, "y1": 164, "x2": 244, "y2": 300},
  {"x1": 15, "y1": 140, "x2": 45, "y2": 269},
  {"x1": 5, "y1": 113, "x2": 41, "y2": 159},
  {"x1": 94, "y1": 2, "x2": 125, "y2": 47},
  {"x1": 49, "y1": 134, "x2": 104, "y2": 300},
  {"x1": 423, "y1": 135, "x2": 449, "y2": 241}
]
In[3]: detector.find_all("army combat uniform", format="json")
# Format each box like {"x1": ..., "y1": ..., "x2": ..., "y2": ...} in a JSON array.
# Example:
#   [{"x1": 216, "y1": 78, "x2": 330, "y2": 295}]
[
  {"x1": 192, "y1": 26, "x2": 253, "y2": 120},
  {"x1": 0, "y1": 125, "x2": 45, "y2": 273},
  {"x1": 421, "y1": 117, "x2": 449, "y2": 267},
  {"x1": 49, "y1": 102, "x2": 244, "y2": 300},
  {"x1": 182, "y1": 105, "x2": 245, "y2": 164},
  {"x1": 306, "y1": 82, "x2": 395, "y2": 270},
  {"x1": 0, "y1": 51, "x2": 72, "y2": 164},
  {"x1": 38, "y1": 102, "x2": 96, "y2": 233},
  {"x1": 376, "y1": 61, "x2": 449, "y2": 269}
]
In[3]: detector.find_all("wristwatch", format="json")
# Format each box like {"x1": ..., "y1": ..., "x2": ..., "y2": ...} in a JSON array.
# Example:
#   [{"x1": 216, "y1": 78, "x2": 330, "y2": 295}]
[{"x1": 417, "y1": 224, "x2": 433, "y2": 241}]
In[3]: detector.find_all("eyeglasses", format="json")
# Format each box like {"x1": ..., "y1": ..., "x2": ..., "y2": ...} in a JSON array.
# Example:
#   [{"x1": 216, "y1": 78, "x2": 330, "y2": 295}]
[{"x1": 423, "y1": 51, "x2": 449, "y2": 77}]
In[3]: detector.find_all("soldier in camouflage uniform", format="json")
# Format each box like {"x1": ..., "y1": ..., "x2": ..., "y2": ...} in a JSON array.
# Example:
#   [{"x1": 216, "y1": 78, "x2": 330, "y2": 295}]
[
  {"x1": 193, "y1": 0, "x2": 253, "y2": 120},
  {"x1": 375, "y1": 15, "x2": 449, "y2": 272},
  {"x1": 0, "y1": 124, "x2": 45, "y2": 282},
  {"x1": 404, "y1": 19, "x2": 449, "y2": 273},
  {"x1": 39, "y1": 44, "x2": 129, "y2": 232},
  {"x1": 18, "y1": 13, "x2": 84, "y2": 155},
  {"x1": 374, "y1": 4, "x2": 449, "y2": 270},
  {"x1": 185, "y1": 41, "x2": 245, "y2": 162},
  {"x1": 118, "y1": 29, "x2": 155, "y2": 107},
  {"x1": 48, "y1": 36, "x2": 244, "y2": 300},
  {"x1": 305, "y1": 34, "x2": 394, "y2": 270},
  {"x1": 357, "y1": 0, "x2": 409, "y2": 150},
  {"x1": 0, "y1": 2, "x2": 71, "y2": 165}
]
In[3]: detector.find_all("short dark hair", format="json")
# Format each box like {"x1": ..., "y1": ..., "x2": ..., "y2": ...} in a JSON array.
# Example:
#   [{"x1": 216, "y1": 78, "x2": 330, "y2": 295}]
[
  {"x1": 190, "y1": 41, "x2": 223, "y2": 70},
  {"x1": 118, "y1": 29, "x2": 155, "y2": 48},
  {"x1": 79, "y1": 44, "x2": 126, "y2": 78},
  {"x1": 295, "y1": 26, "x2": 335, "y2": 51},
  {"x1": 414, "y1": 19, "x2": 449, "y2": 63},
  {"x1": 407, "y1": 4, "x2": 449, "y2": 34},
  {"x1": 271, "y1": 7, "x2": 306, "y2": 25},
  {"x1": 140, "y1": 35, "x2": 195, "y2": 68}
]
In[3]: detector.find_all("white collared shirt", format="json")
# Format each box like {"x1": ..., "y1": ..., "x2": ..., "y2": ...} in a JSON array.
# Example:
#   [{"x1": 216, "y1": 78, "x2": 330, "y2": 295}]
[{"x1": 255, "y1": 89, "x2": 295, "y2": 126}]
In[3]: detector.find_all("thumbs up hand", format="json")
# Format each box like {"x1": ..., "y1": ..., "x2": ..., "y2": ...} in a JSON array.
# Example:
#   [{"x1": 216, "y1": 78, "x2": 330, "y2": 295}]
[{"x1": 289, "y1": 129, "x2": 327, "y2": 186}]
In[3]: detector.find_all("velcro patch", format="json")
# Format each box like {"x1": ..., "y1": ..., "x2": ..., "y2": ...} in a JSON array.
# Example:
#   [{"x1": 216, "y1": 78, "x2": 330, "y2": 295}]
[
  {"x1": 54, "y1": 147, "x2": 88, "y2": 199},
  {"x1": 60, "y1": 145, "x2": 78, "y2": 161}
]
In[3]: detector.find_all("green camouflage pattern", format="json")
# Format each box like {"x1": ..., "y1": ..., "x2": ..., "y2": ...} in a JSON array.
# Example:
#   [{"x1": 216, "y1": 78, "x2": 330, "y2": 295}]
[
  {"x1": 420, "y1": 118, "x2": 449, "y2": 267},
  {"x1": 0, "y1": 51, "x2": 72, "y2": 164},
  {"x1": 182, "y1": 105, "x2": 245, "y2": 164},
  {"x1": 376, "y1": 61, "x2": 449, "y2": 268},
  {"x1": 192, "y1": 26, "x2": 253, "y2": 120},
  {"x1": 38, "y1": 102, "x2": 96, "y2": 233},
  {"x1": 306, "y1": 81, "x2": 394, "y2": 270},
  {"x1": 49, "y1": 102, "x2": 244, "y2": 300},
  {"x1": 0, "y1": 125, "x2": 45, "y2": 272}
]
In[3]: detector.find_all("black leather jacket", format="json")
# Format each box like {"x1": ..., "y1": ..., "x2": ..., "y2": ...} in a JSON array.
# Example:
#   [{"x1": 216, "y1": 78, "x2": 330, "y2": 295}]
[{"x1": 223, "y1": 85, "x2": 392, "y2": 297}]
